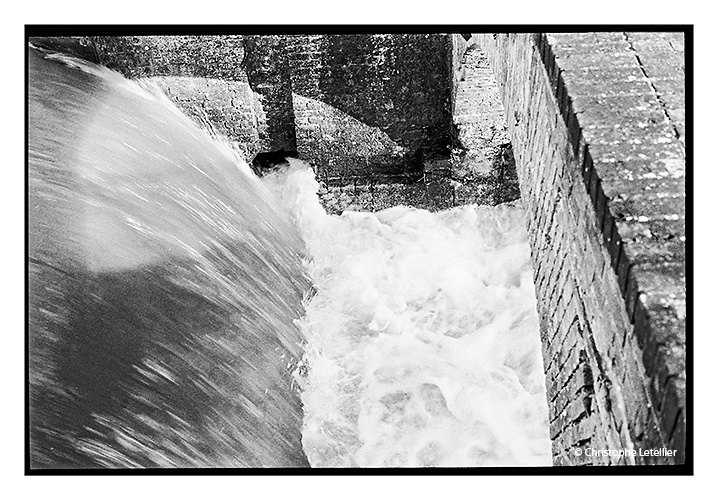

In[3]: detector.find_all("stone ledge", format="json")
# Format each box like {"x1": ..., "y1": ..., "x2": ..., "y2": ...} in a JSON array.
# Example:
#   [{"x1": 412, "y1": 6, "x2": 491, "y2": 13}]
[
  {"x1": 539, "y1": 31, "x2": 687, "y2": 464},
  {"x1": 477, "y1": 31, "x2": 687, "y2": 466}
]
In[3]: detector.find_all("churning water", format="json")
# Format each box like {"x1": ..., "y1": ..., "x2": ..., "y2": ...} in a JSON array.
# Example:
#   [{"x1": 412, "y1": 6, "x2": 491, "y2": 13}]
[
  {"x1": 28, "y1": 47, "x2": 550, "y2": 468},
  {"x1": 263, "y1": 164, "x2": 551, "y2": 467}
]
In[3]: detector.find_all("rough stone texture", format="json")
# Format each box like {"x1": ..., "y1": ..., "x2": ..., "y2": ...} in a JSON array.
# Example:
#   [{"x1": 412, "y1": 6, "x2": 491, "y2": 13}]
[
  {"x1": 150, "y1": 76, "x2": 267, "y2": 161},
  {"x1": 34, "y1": 34, "x2": 505, "y2": 213},
  {"x1": 80, "y1": 36, "x2": 269, "y2": 161},
  {"x1": 243, "y1": 35, "x2": 297, "y2": 153},
  {"x1": 88, "y1": 35, "x2": 247, "y2": 81},
  {"x1": 81, "y1": 34, "x2": 460, "y2": 189},
  {"x1": 28, "y1": 34, "x2": 688, "y2": 466},
  {"x1": 285, "y1": 34, "x2": 453, "y2": 180},
  {"x1": 449, "y1": 34, "x2": 471, "y2": 117},
  {"x1": 477, "y1": 32, "x2": 686, "y2": 465},
  {"x1": 317, "y1": 178, "x2": 495, "y2": 215},
  {"x1": 450, "y1": 38, "x2": 520, "y2": 205},
  {"x1": 551, "y1": 32, "x2": 686, "y2": 465},
  {"x1": 292, "y1": 93, "x2": 407, "y2": 185},
  {"x1": 316, "y1": 34, "x2": 521, "y2": 215}
]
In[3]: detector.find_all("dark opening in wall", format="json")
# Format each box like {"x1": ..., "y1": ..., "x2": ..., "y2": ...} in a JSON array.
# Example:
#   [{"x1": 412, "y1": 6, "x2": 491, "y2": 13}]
[
  {"x1": 30, "y1": 34, "x2": 521, "y2": 213},
  {"x1": 250, "y1": 149, "x2": 299, "y2": 177},
  {"x1": 243, "y1": 35, "x2": 298, "y2": 154},
  {"x1": 28, "y1": 30, "x2": 688, "y2": 468}
]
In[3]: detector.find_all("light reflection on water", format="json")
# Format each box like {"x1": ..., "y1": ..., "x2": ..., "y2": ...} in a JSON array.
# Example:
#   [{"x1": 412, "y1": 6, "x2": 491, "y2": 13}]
[{"x1": 29, "y1": 48, "x2": 311, "y2": 468}]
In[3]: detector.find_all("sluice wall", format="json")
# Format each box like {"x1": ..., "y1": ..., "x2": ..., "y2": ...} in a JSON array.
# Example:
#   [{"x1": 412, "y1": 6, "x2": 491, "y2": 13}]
[
  {"x1": 475, "y1": 33, "x2": 686, "y2": 465},
  {"x1": 29, "y1": 32, "x2": 688, "y2": 465}
]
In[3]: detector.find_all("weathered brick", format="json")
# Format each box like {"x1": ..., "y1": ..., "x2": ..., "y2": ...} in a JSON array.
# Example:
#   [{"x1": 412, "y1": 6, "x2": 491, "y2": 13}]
[{"x1": 477, "y1": 32, "x2": 685, "y2": 465}]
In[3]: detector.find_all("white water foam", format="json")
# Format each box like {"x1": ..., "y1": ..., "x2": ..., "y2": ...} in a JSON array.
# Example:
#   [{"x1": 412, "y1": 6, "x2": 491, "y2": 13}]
[{"x1": 262, "y1": 160, "x2": 551, "y2": 467}]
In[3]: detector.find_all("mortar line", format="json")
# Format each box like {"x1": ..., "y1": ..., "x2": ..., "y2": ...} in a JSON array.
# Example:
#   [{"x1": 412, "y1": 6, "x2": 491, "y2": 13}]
[{"x1": 622, "y1": 32, "x2": 684, "y2": 156}]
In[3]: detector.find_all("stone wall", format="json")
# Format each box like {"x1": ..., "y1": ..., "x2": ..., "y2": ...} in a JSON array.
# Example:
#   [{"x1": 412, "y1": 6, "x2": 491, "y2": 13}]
[
  {"x1": 28, "y1": 32, "x2": 687, "y2": 466},
  {"x1": 77, "y1": 34, "x2": 455, "y2": 182},
  {"x1": 83, "y1": 36, "x2": 270, "y2": 161},
  {"x1": 243, "y1": 35, "x2": 297, "y2": 153},
  {"x1": 450, "y1": 36, "x2": 520, "y2": 206},
  {"x1": 477, "y1": 33, "x2": 686, "y2": 465},
  {"x1": 285, "y1": 34, "x2": 454, "y2": 181}
]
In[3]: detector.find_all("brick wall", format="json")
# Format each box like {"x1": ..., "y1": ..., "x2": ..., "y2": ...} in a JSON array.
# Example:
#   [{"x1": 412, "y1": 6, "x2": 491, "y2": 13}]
[
  {"x1": 243, "y1": 35, "x2": 297, "y2": 153},
  {"x1": 85, "y1": 36, "x2": 270, "y2": 161},
  {"x1": 450, "y1": 36, "x2": 520, "y2": 205},
  {"x1": 29, "y1": 33, "x2": 687, "y2": 465},
  {"x1": 80, "y1": 34, "x2": 455, "y2": 180},
  {"x1": 285, "y1": 34, "x2": 453, "y2": 180},
  {"x1": 477, "y1": 33, "x2": 686, "y2": 465}
]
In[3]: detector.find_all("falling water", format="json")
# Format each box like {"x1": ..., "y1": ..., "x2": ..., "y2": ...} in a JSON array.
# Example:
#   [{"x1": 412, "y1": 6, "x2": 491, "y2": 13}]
[
  {"x1": 263, "y1": 163, "x2": 552, "y2": 467},
  {"x1": 28, "y1": 48, "x2": 311, "y2": 468},
  {"x1": 28, "y1": 46, "x2": 550, "y2": 469}
]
